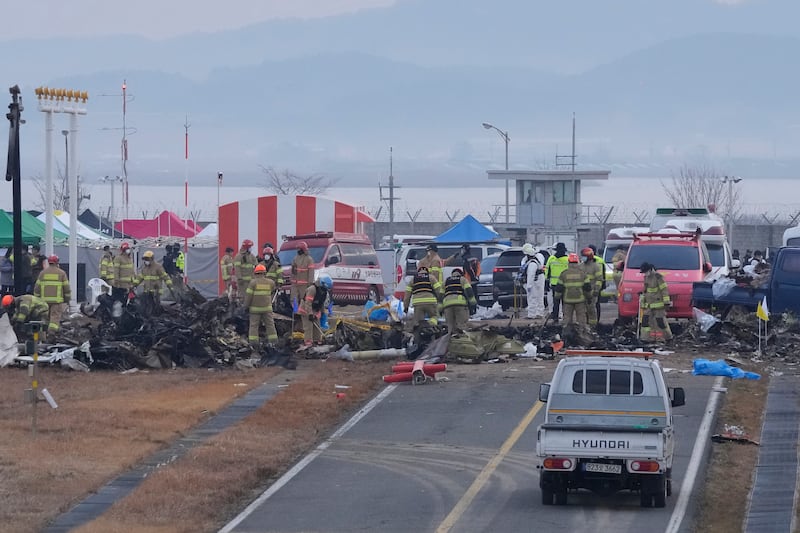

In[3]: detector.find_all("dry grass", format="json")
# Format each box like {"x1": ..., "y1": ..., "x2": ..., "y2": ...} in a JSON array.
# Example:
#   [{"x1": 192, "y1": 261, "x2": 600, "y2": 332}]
[
  {"x1": 693, "y1": 374, "x2": 769, "y2": 532},
  {"x1": 0, "y1": 365, "x2": 283, "y2": 533},
  {"x1": 72, "y1": 359, "x2": 387, "y2": 533}
]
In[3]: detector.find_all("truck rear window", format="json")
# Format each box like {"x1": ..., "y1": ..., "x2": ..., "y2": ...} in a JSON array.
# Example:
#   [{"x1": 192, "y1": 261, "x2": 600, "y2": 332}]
[
  {"x1": 572, "y1": 369, "x2": 644, "y2": 395},
  {"x1": 626, "y1": 245, "x2": 700, "y2": 271}
]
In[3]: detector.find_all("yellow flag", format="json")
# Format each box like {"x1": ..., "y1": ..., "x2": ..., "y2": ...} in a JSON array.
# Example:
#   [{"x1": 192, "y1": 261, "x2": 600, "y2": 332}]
[{"x1": 756, "y1": 296, "x2": 770, "y2": 322}]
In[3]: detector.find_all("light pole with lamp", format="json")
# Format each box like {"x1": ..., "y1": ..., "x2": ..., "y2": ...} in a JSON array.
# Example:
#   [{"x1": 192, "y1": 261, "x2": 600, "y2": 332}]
[
  {"x1": 482, "y1": 122, "x2": 510, "y2": 223},
  {"x1": 721, "y1": 175, "x2": 742, "y2": 247},
  {"x1": 99, "y1": 175, "x2": 123, "y2": 237}
]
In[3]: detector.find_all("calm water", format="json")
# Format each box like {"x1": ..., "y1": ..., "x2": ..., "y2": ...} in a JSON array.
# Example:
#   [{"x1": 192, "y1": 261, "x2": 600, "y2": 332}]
[{"x1": 5, "y1": 177, "x2": 800, "y2": 223}]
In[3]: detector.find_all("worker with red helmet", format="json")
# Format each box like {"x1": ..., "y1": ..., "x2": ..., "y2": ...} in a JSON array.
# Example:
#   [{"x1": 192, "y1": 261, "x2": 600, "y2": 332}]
[
  {"x1": 233, "y1": 239, "x2": 258, "y2": 302},
  {"x1": 33, "y1": 254, "x2": 71, "y2": 337},
  {"x1": 112, "y1": 242, "x2": 137, "y2": 303},
  {"x1": 243, "y1": 263, "x2": 278, "y2": 347},
  {"x1": 556, "y1": 252, "x2": 592, "y2": 327},
  {"x1": 290, "y1": 241, "x2": 314, "y2": 311}
]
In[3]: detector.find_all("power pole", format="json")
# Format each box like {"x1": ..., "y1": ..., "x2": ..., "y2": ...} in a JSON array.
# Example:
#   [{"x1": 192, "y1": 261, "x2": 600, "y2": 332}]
[
  {"x1": 379, "y1": 147, "x2": 400, "y2": 238},
  {"x1": 5, "y1": 85, "x2": 24, "y2": 295}
]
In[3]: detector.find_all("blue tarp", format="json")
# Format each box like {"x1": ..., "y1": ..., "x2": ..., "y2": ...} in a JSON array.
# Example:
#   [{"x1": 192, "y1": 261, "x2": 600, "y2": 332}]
[{"x1": 433, "y1": 215, "x2": 501, "y2": 243}]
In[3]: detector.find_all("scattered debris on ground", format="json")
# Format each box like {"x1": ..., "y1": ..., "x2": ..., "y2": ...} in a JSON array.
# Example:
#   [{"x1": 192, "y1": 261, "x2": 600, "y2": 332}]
[{"x1": 712, "y1": 424, "x2": 760, "y2": 445}]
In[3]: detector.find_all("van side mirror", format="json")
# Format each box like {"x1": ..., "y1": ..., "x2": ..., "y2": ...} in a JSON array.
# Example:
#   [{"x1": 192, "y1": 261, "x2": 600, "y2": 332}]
[
  {"x1": 670, "y1": 387, "x2": 685, "y2": 407},
  {"x1": 539, "y1": 383, "x2": 551, "y2": 403},
  {"x1": 703, "y1": 262, "x2": 712, "y2": 273},
  {"x1": 326, "y1": 256, "x2": 340, "y2": 266}
]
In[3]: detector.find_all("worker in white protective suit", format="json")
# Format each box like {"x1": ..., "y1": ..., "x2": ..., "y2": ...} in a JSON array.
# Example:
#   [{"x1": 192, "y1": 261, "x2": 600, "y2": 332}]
[{"x1": 521, "y1": 243, "x2": 547, "y2": 319}]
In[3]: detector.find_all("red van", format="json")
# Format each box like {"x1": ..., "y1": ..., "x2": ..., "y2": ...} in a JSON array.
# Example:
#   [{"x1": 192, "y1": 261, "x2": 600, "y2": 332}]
[
  {"x1": 617, "y1": 231, "x2": 712, "y2": 319},
  {"x1": 278, "y1": 232, "x2": 384, "y2": 305}
]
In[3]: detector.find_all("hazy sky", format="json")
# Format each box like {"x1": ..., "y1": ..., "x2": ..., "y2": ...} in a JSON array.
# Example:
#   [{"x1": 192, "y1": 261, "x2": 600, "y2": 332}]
[{"x1": 5, "y1": 0, "x2": 396, "y2": 40}]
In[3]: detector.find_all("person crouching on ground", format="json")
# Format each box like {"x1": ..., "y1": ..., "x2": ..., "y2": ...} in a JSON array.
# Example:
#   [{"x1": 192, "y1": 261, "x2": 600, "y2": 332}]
[
  {"x1": 299, "y1": 274, "x2": 333, "y2": 347},
  {"x1": 440, "y1": 268, "x2": 476, "y2": 334}
]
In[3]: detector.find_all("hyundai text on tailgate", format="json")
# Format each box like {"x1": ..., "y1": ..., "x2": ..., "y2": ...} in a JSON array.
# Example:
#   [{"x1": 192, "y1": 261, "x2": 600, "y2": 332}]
[
  {"x1": 536, "y1": 352, "x2": 685, "y2": 507},
  {"x1": 617, "y1": 231, "x2": 713, "y2": 319}
]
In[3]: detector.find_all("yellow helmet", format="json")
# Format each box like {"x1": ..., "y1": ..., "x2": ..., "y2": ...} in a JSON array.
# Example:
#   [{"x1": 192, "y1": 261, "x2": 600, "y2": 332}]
[{"x1": 143, "y1": 250, "x2": 155, "y2": 259}]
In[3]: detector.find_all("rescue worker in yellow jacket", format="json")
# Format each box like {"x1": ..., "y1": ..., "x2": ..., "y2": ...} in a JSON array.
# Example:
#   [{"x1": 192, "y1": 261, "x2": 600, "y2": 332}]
[
  {"x1": 611, "y1": 248, "x2": 627, "y2": 297},
  {"x1": 134, "y1": 250, "x2": 173, "y2": 315},
  {"x1": 545, "y1": 242, "x2": 570, "y2": 322},
  {"x1": 112, "y1": 242, "x2": 136, "y2": 303},
  {"x1": 99, "y1": 245, "x2": 114, "y2": 293},
  {"x1": 291, "y1": 242, "x2": 315, "y2": 310},
  {"x1": 220, "y1": 246, "x2": 236, "y2": 299},
  {"x1": 581, "y1": 247, "x2": 605, "y2": 327},
  {"x1": 260, "y1": 246, "x2": 284, "y2": 288},
  {"x1": 33, "y1": 254, "x2": 71, "y2": 337},
  {"x1": 639, "y1": 262, "x2": 673, "y2": 342},
  {"x1": 556, "y1": 253, "x2": 591, "y2": 326},
  {"x1": 440, "y1": 268, "x2": 477, "y2": 334},
  {"x1": 417, "y1": 243, "x2": 444, "y2": 284},
  {"x1": 2, "y1": 294, "x2": 50, "y2": 340},
  {"x1": 298, "y1": 274, "x2": 332, "y2": 346},
  {"x1": 244, "y1": 264, "x2": 278, "y2": 348},
  {"x1": 403, "y1": 266, "x2": 442, "y2": 328},
  {"x1": 233, "y1": 240, "x2": 258, "y2": 302}
]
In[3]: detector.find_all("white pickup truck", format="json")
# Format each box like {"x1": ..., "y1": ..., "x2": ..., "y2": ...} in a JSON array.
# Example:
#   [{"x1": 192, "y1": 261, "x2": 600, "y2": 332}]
[{"x1": 536, "y1": 352, "x2": 686, "y2": 508}]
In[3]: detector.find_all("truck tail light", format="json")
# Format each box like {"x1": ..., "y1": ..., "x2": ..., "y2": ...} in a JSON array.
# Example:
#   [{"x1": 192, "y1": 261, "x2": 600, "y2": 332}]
[
  {"x1": 543, "y1": 457, "x2": 573, "y2": 470},
  {"x1": 396, "y1": 265, "x2": 402, "y2": 283},
  {"x1": 630, "y1": 460, "x2": 660, "y2": 472}
]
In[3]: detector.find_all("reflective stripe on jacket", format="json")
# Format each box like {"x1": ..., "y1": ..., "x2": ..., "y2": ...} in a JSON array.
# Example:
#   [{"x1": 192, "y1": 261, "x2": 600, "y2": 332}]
[
  {"x1": 558, "y1": 264, "x2": 589, "y2": 304},
  {"x1": 244, "y1": 274, "x2": 275, "y2": 313},
  {"x1": 14, "y1": 294, "x2": 49, "y2": 322},
  {"x1": 135, "y1": 263, "x2": 173, "y2": 294},
  {"x1": 34, "y1": 265, "x2": 71, "y2": 304},
  {"x1": 546, "y1": 255, "x2": 570, "y2": 285},
  {"x1": 442, "y1": 276, "x2": 476, "y2": 309},
  {"x1": 291, "y1": 254, "x2": 315, "y2": 286},
  {"x1": 100, "y1": 252, "x2": 115, "y2": 282},
  {"x1": 234, "y1": 250, "x2": 258, "y2": 284},
  {"x1": 113, "y1": 254, "x2": 136, "y2": 289},
  {"x1": 220, "y1": 254, "x2": 234, "y2": 281},
  {"x1": 642, "y1": 272, "x2": 670, "y2": 309}
]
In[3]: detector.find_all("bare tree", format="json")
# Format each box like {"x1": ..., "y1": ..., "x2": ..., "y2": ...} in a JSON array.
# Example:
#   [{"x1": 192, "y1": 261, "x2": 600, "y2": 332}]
[
  {"x1": 31, "y1": 161, "x2": 91, "y2": 213},
  {"x1": 660, "y1": 162, "x2": 741, "y2": 219},
  {"x1": 260, "y1": 166, "x2": 336, "y2": 195}
]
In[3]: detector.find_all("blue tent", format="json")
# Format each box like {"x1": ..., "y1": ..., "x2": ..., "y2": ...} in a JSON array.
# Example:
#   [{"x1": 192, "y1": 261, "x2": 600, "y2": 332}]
[{"x1": 433, "y1": 215, "x2": 502, "y2": 243}]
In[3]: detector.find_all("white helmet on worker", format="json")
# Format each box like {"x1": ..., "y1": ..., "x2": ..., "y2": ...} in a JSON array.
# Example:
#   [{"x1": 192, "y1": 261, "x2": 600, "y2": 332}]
[{"x1": 522, "y1": 243, "x2": 538, "y2": 257}]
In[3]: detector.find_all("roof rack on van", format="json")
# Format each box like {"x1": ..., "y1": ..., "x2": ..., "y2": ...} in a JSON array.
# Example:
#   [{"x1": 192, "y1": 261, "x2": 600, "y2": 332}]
[
  {"x1": 283, "y1": 232, "x2": 370, "y2": 242},
  {"x1": 655, "y1": 207, "x2": 711, "y2": 216},
  {"x1": 633, "y1": 231, "x2": 701, "y2": 242},
  {"x1": 565, "y1": 349, "x2": 653, "y2": 359}
]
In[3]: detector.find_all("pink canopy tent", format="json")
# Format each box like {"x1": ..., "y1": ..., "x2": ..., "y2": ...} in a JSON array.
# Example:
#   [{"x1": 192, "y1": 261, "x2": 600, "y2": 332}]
[{"x1": 115, "y1": 210, "x2": 201, "y2": 239}]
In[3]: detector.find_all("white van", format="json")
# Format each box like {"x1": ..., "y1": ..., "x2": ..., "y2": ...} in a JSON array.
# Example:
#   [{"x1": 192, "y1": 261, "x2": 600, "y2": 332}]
[
  {"x1": 784, "y1": 226, "x2": 800, "y2": 247},
  {"x1": 660, "y1": 218, "x2": 740, "y2": 279}
]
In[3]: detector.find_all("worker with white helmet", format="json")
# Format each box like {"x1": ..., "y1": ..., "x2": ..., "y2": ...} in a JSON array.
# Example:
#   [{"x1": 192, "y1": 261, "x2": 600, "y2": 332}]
[{"x1": 521, "y1": 243, "x2": 547, "y2": 319}]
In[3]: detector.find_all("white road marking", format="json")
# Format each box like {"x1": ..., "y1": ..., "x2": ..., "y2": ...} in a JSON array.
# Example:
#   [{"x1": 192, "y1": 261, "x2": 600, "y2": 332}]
[
  {"x1": 218, "y1": 384, "x2": 398, "y2": 533},
  {"x1": 665, "y1": 376, "x2": 725, "y2": 533}
]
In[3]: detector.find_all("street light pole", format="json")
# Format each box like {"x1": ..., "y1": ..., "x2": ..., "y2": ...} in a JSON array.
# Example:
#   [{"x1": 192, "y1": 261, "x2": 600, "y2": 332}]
[
  {"x1": 721, "y1": 175, "x2": 742, "y2": 247},
  {"x1": 482, "y1": 122, "x2": 511, "y2": 223}
]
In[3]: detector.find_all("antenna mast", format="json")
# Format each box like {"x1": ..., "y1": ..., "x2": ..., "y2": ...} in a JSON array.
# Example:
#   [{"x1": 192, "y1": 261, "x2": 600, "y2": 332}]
[{"x1": 379, "y1": 146, "x2": 400, "y2": 238}]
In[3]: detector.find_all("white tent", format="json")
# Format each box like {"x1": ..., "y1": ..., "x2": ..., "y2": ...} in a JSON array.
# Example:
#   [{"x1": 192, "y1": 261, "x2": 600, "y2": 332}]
[
  {"x1": 196, "y1": 223, "x2": 217, "y2": 238},
  {"x1": 38, "y1": 211, "x2": 110, "y2": 241}
]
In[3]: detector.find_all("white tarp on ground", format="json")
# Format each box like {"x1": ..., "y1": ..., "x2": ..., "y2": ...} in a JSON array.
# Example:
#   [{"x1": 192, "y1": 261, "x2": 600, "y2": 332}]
[{"x1": 0, "y1": 313, "x2": 19, "y2": 367}]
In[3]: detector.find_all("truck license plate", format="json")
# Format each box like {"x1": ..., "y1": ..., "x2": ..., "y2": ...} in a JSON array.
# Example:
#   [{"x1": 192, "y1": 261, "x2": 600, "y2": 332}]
[{"x1": 584, "y1": 463, "x2": 622, "y2": 474}]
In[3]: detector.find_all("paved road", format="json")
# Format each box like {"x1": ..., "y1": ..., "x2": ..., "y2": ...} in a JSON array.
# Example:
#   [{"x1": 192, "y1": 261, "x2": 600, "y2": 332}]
[{"x1": 224, "y1": 361, "x2": 714, "y2": 533}]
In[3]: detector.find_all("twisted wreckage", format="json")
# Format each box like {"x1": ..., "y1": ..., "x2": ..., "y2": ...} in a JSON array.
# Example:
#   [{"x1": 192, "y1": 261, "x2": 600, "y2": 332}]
[{"x1": 2, "y1": 272, "x2": 799, "y2": 372}]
